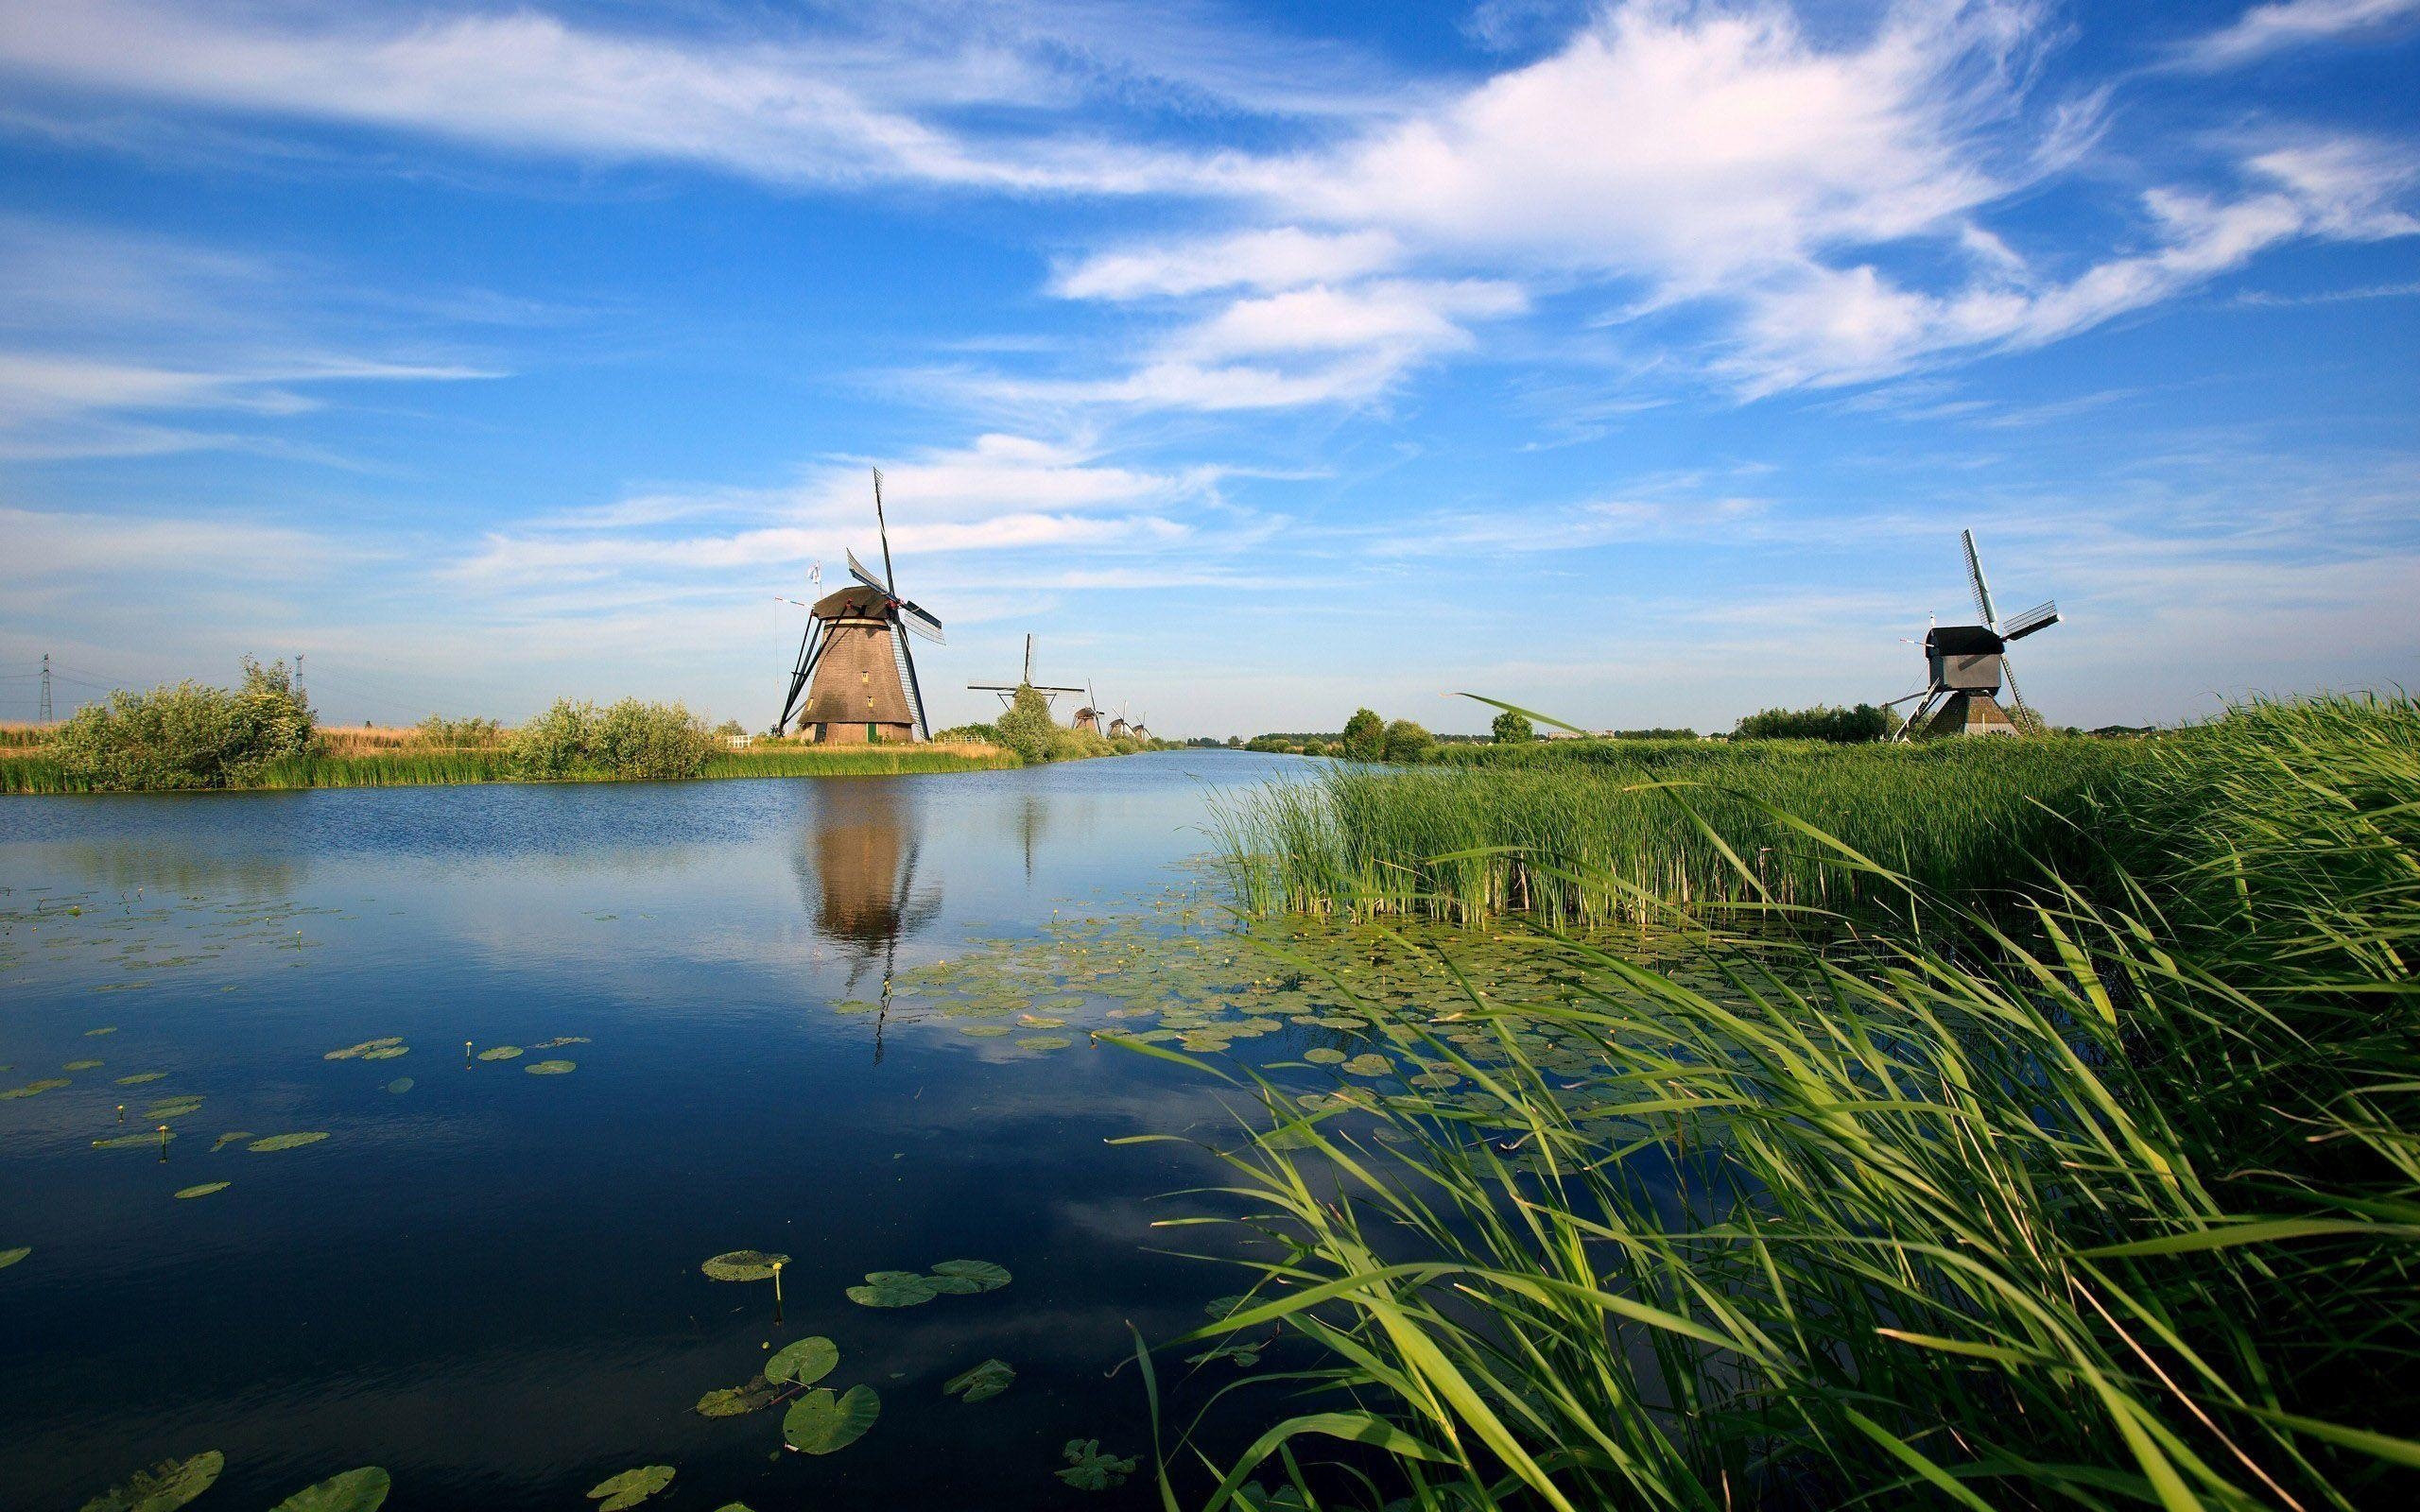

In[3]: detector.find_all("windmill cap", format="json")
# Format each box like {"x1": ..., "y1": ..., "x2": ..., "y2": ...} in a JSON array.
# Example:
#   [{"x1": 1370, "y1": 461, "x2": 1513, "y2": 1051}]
[{"x1": 812, "y1": 584, "x2": 893, "y2": 617}]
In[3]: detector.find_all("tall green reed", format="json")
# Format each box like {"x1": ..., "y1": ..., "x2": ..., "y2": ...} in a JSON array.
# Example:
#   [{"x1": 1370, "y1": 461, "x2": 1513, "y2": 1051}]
[{"x1": 1141, "y1": 695, "x2": 2416, "y2": 1510}]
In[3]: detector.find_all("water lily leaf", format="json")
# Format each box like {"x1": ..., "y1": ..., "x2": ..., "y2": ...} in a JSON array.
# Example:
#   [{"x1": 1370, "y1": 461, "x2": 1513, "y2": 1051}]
[
  {"x1": 94, "y1": 1131, "x2": 173, "y2": 1149},
  {"x1": 845, "y1": 1270, "x2": 936, "y2": 1307},
  {"x1": 531, "y1": 1036, "x2": 591, "y2": 1048},
  {"x1": 475, "y1": 1045, "x2": 522, "y2": 1061},
  {"x1": 143, "y1": 1096, "x2": 204, "y2": 1120},
  {"x1": 782, "y1": 1384, "x2": 879, "y2": 1454},
  {"x1": 700, "y1": 1249, "x2": 788, "y2": 1281},
  {"x1": 942, "y1": 1358, "x2": 1014, "y2": 1402},
  {"x1": 1, "y1": 1078, "x2": 70, "y2": 1099},
  {"x1": 86, "y1": 1025, "x2": 117, "y2": 1036},
  {"x1": 175, "y1": 1181, "x2": 231, "y2": 1199},
  {"x1": 525, "y1": 1059, "x2": 576, "y2": 1074},
  {"x1": 65, "y1": 1058, "x2": 104, "y2": 1071},
  {"x1": 115, "y1": 1072, "x2": 167, "y2": 1085},
  {"x1": 586, "y1": 1465, "x2": 673, "y2": 1511},
  {"x1": 359, "y1": 1046, "x2": 408, "y2": 1061},
  {"x1": 959, "y1": 1024, "x2": 1013, "y2": 1038},
  {"x1": 767, "y1": 1335, "x2": 838, "y2": 1386},
  {"x1": 0, "y1": 1246, "x2": 27, "y2": 1269},
  {"x1": 1057, "y1": 1438, "x2": 1137, "y2": 1491},
  {"x1": 1341, "y1": 1053, "x2": 1394, "y2": 1076},
  {"x1": 324, "y1": 1038, "x2": 403, "y2": 1061},
  {"x1": 385, "y1": 1078, "x2": 413, "y2": 1094},
  {"x1": 924, "y1": 1273, "x2": 982, "y2": 1295},
  {"x1": 249, "y1": 1132, "x2": 329, "y2": 1152},
  {"x1": 77, "y1": 1449, "x2": 223, "y2": 1512},
  {"x1": 1186, "y1": 1340, "x2": 1262, "y2": 1366},
  {"x1": 209, "y1": 1131, "x2": 254, "y2": 1153},
  {"x1": 930, "y1": 1259, "x2": 1011, "y2": 1292},
  {"x1": 1015, "y1": 1035, "x2": 1072, "y2": 1051},
  {"x1": 1302, "y1": 1048, "x2": 1346, "y2": 1064},
  {"x1": 1019, "y1": 1015, "x2": 1066, "y2": 1028},
  {"x1": 267, "y1": 1466, "x2": 390, "y2": 1512},
  {"x1": 694, "y1": 1378, "x2": 780, "y2": 1418}
]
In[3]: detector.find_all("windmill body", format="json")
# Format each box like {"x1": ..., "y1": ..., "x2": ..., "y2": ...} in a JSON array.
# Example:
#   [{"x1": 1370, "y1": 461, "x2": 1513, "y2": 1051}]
[
  {"x1": 1891, "y1": 530, "x2": 2061, "y2": 739},
  {"x1": 775, "y1": 471, "x2": 944, "y2": 743}
]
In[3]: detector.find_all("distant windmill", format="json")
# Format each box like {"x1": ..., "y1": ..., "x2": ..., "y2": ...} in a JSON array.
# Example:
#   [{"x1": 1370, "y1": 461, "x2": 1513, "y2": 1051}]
[
  {"x1": 1070, "y1": 680, "x2": 1105, "y2": 736},
  {"x1": 1888, "y1": 529, "x2": 2061, "y2": 738},
  {"x1": 968, "y1": 634, "x2": 1084, "y2": 711},
  {"x1": 774, "y1": 469, "x2": 945, "y2": 743},
  {"x1": 1129, "y1": 711, "x2": 1151, "y2": 742},
  {"x1": 1107, "y1": 701, "x2": 1132, "y2": 740}
]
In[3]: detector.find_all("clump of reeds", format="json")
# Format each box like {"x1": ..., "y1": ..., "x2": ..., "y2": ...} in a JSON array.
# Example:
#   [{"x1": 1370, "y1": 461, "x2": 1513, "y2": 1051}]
[{"x1": 1144, "y1": 693, "x2": 2417, "y2": 1511}]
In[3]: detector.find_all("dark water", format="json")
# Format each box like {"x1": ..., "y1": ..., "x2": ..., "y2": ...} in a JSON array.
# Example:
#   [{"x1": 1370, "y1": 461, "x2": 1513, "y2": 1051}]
[{"x1": 0, "y1": 752, "x2": 1311, "y2": 1511}]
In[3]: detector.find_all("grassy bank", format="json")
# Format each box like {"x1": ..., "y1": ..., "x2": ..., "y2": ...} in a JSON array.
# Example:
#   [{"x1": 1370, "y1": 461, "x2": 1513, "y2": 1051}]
[
  {"x1": 1150, "y1": 695, "x2": 2417, "y2": 1510},
  {"x1": 1215, "y1": 734, "x2": 2152, "y2": 923},
  {"x1": 1, "y1": 741, "x2": 1017, "y2": 794}
]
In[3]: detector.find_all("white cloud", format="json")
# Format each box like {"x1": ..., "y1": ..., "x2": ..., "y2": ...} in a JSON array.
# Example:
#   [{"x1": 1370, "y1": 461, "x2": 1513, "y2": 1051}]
[
  {"x1": 1054, "y1": 229, "x2": 1402, "y2": 300},
  {"x1": 2176, "y1": 0, "x2": 2420, "y2": 70}
]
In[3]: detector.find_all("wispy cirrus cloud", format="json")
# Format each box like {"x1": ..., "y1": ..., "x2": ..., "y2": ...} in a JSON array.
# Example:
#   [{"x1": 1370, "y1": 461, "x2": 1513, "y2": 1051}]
[{"x1": 2173, "y1": 0, "x2": 2420, "y2": 71}]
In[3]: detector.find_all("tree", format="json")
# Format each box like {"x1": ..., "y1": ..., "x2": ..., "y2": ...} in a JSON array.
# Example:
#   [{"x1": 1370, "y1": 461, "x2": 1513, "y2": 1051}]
[
  {"x1": 994, "y1": 684, "x2": 1056, "y2": 765},
  {"x1": 1382, "y1": 718, "x2": 1434, "y2": 763},
  {"x1": 1733, "y1": 703, "x2": 1895, "y2": 743},
  {"x1": 1340, "y1": 708, "x2": 1385, "y2": 761},
  {"x1": 1491, "y1": 709, "x2": 1535, "y2": 744},
  {"x1": 52, "y1": 656, "x2": 317, "y2": 790}
]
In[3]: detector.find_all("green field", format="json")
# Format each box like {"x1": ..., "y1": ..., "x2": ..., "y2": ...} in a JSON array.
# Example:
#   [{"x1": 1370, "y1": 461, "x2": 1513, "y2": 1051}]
[{"x1": 1165, "y1": 695, "x2": 2418, "y2": 1511}]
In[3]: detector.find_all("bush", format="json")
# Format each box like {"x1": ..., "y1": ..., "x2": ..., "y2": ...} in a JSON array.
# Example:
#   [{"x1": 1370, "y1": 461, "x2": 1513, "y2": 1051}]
[
  {"x1": 51, "y1": 657, "x2": 317, "y2": 790},
  {"x1": 1340, "y1": 708, "x2": 1384, "y2": 762},
  {"x1": 1491, "y1": 709, "x2": 1534, "y2": 744},
  {"x1": 1735, "y1": 702, "x2": 1897, "y2": 743},
  {"x1": 417, "y1": 713, "x2": 504, "y2": 747},
  {"x1": 935, "y1": 721, "x2": 1002, "y2": 745},
  {"x1": 508, "y1": 698, "x2": 715, "y2": 781},
  {"x1": 1381, "y1": 718, "x2": 1434, "y2": 763},
  {"x1": 994, "y1": 685, "x2": 1057, "y2": 765}
]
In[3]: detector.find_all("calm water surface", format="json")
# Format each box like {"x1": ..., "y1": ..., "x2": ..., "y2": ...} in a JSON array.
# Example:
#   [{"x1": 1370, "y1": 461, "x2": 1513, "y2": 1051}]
[{"x1": 0, "y1": 752, "x2": 1312, "y2": 1511}]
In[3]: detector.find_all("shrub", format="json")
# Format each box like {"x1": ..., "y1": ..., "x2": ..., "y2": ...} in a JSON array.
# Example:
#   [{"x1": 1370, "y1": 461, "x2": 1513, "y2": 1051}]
[
  {"x1": 994, "y1": 685, "x2": 1057, "y2": 765},
  {"x1": 417, "y1": 713, "x2": 504, "y2": 747},
  {"x1": 1340, "y1": 708, "x2": 1384, "y2": 762},
  {"x1": 508, "y1": 698, "x2": 715, "y2": 781},
  {"x1": 936, "y1": 721, "x2": 1002, "y2": 745},
  {"x1": 51, "y1": 657, "x2": 317, "y2": 790},
  {"x1": 1381, "y1": 718, "x2": 1434, "y2": 763},
  {"x1": 1735, "y1": 702, "x2": 1898, "y2": 742},
  {"x1": 1490, "y1": 709, "x2": 1534, "y2": 744}
]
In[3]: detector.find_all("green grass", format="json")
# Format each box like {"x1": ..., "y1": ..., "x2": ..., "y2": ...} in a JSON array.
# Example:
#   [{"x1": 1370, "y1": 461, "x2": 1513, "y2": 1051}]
[
  {"x1": 1215, "y1": 735, "x2": 2151, "y2": 925},
  {"x1": 0, "y1": 742, "x2": 1019, "y2": 793},
  {"x1": 1143, "y1": 695, "x2": 2418, "y2": 1511}
]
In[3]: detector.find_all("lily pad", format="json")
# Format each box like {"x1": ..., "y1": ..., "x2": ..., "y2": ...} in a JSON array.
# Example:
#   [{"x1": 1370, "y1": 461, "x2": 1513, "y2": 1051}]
[
  {"x1": 959, "y1": 1024, "x2": 1013, "y2": 1038},
  {"x1": 700, "y1": 1249, "x2": 788, "y2": 1282},
  {"x1": 1, "y1": 1078, "x2": 70, "y2": 1099},
  {"x1": 694, "y1": 1378, "x2": 780, "y2": 1418},
  {"x1": 249, "y1": 1132, "x2": 329, "y2": 1152},
  {"x1": 94, "y1": 1131, "x2": 173, "y2": 1149},
  {"x1": 1015, "y1": 1035, "x2": 1072, "y2": 1051},
  {"x1": 782, "y1": 1384, "x2": 880, "y2": 1454},
  {"x1": 767, "y1": 1335, "x2": 838, "y2": 1387},
  {"x1": 942, "y1": 1357, "x2": 1015, "y2": 1402},
  {"x1": 64, "y1": 1058, "x2": 104, "y2": 1071},
  {"x1": 930, "y1": 1259, "x2": 1011, "y2": 1292},
  {"x1": 267, "y1": 1466, "x2": 390, "y2": 1512},
  {"x1": 77, "y1": 1450, "x2": 223, "y2": 1512},
  {"x1": 0, "y1": 1246, "x2": 27, "y2": 1269},
  {"x1": 359, "y1": 1046, "x2": 408, "y2": 1061},
  {"x1": 586, "y1": 1465, "x2": 674, "y2": 1511},
  {"x1": 385, "y1": 1078, "x2": 413, "y2": 1094},
  {"x1": 86, "y1": 1025, "x2": 117, "y2": 1036},
  {"x1": 324, "y1": 1038, "x2": 403, "y2": 1061},
  {"x1": 1302, "y1": 1047, "x2": 1347, "y2": 1065},
  {"x1": 142, "y1": 1096, "x2": 204, "y2": 1120},
  {"x1": 845, "y1": 1270, "x2": 937, "y2": 1307},
  {"x1": 115, "y1": 1072, "x2": 168, "y2": 1085},
  {"x1": 175, "y1": 1181, "x2": 231, "y2": 1199},
  {"x1": 1341, "y1": 1053, "x2": 1394, "y2": 1076},
  {"x1": 475, "y1": 1045, "x2": 522, "y2": 1061},
  {"x1": 1057, "y1": 1438, "x2": 1138, "y2": 1491},
  {"x1": 210, "y1": 1131, "x2": 255, "y2": 1153},
  {"x1": 525, "y1": 1059, "x2": 576, "y2": 1074}
]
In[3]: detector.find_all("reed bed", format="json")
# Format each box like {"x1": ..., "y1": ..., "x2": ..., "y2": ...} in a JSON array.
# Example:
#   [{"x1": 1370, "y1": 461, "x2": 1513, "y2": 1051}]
[
  {"x1": 1144, "y1": 695, "x2": 2417, "y2": 1511},
  {"x1": 1215, "y1": 736, "x2": 2148, "y2": 924},
  {"x1": 1, "y1": 740, "x2": 1015, "y2": 793}
]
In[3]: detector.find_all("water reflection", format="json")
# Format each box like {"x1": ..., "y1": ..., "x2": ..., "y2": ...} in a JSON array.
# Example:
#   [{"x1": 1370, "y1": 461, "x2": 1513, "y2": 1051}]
[{"x1": 793, "y1": 779, "x2": 941, "y2": 1060}]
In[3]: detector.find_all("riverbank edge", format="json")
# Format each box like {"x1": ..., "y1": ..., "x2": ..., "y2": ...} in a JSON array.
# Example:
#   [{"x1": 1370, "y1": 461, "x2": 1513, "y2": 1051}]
[{"x1": 0, "y1": 742, "x2": 1029, "y2": 795}]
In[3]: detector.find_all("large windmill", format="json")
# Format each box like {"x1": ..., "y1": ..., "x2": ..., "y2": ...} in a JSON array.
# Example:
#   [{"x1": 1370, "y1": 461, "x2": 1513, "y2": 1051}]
[
  {"x1": 969, "y1": 635, "x2": 1083, "y2": 711},
  {"x1": 1889, "y1": 529, "x2": 2061, "y2": 738},
  {"x1": 774, "y1": 469, "x2": 945, "y2": 744}
]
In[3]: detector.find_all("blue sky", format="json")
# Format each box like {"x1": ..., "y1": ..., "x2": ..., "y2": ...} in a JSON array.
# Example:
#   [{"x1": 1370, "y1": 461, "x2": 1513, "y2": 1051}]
[{"x1": 0, "y1": 0, "x2": 2413, "y2": 737}]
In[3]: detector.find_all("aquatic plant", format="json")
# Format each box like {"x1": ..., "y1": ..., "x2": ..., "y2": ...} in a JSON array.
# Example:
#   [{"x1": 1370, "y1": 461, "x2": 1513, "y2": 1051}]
[
  {"x1": 0, "y1": 1246, "x2": 28, "y2": 1269},
  {"x1": 767, "y1": 1336, "x2": 838, "y2": 1386},
  {"x1": 942, "y1": 1358, "x2": 1015, "y2": 1402},
  {"x1": 700, "y1": 1250, "x2": 787, "y2": 1281},
  {"x1": 1134, "y1": 692, "x2": 2419, "y2": 1511},
  {"x1": 1057, "y1": 1439, "x2": 1137, "y2": 1491},
  {"x1": 76, "y1": 1450, "x2": 223, "y2": 1512},
  {"x1": 586, "y1": 1465, "x2": 674, "y2": 1510},
  {"x1": 266, "y1": 1466, "x2": 390, "y2": 1512},
  {"x1": 782, "y1": 1385, "x2": 879, "y2": 1454},
  {"x1": 247, "y1": 1132, "x2": 329, "y2": 1152}
]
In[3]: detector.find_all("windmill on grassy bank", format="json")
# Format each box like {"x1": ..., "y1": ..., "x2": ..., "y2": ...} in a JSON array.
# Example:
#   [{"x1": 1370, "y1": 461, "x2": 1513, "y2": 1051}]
[
  {"x1": 1070, "y1": 682, "x2": 1105, "y2": 736},
  {"x1": 774, "y1": 470, "x2": 944, "y2": 744},
  {"x1": 1889, "y1": 529, "x2": 2061, "y2": 738},
  {"x1": 969, "y1": 635, "x2": 1083, "y2": 713}
]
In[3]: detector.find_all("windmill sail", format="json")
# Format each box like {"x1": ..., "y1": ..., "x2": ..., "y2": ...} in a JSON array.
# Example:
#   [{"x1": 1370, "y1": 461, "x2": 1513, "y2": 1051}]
[
  {"x1": 1962, "y1": 528, "x2": 1998, "y2": 629},
  {"x1": 2001, "y1": 599, "x2": 2061, "y2": 642}
]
